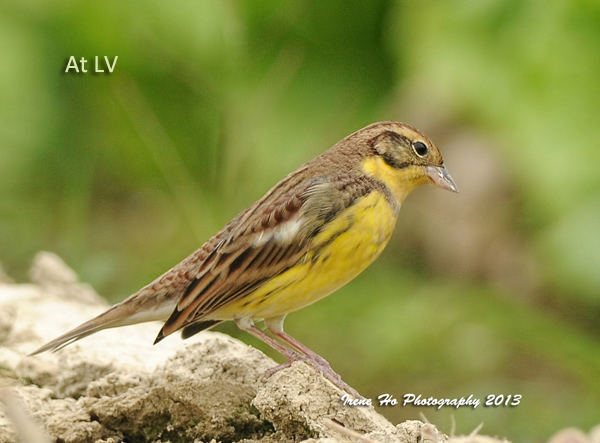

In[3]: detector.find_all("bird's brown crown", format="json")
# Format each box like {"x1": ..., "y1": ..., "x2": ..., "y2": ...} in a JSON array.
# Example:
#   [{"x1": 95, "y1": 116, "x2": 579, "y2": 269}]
[{"x1": 325, "y1": 121, "x2": 444, "y2": 169}]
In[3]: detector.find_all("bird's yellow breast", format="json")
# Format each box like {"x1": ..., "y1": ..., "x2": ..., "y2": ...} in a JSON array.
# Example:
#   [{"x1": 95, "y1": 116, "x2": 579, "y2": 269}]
[{"x1": 210, "y1": 190, "x2": 399, "y2": 321}]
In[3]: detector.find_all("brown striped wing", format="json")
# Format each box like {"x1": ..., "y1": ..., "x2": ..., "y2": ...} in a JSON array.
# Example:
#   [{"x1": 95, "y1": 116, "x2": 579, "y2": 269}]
[
  {"x1": 156, "y1": 170, "x2": 321, "y2": 339},
  {"x1": 155, "y1": 171, "x2": 374, "y2": 341},
  {"x1": 155, "y1": 167, "x2": 379, "y2": 342}
]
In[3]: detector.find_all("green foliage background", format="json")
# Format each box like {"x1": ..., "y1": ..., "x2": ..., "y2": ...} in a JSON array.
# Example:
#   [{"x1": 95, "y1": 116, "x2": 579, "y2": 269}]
[{"x1": 1, "y1": 1, "x2": 600, "y2": 441}]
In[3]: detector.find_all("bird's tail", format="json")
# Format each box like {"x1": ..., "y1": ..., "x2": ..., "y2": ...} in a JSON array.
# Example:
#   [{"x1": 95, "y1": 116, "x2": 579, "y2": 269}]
[{"x1": 30, "y1": 293, "x2": 176, "y2": 355}]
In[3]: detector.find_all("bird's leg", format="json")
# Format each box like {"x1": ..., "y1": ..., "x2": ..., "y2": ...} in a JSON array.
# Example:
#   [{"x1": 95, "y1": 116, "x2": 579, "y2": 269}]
[
  {"x1": 264, "y1": 316, "x2": 363, "y2": 399},
  {"x1": 270, "y1": 326, "x2": 332, "y2": 369},
  {"x1": 236, "y1": 317, "x2": 362, "y2": 398},
  {"x1": 237, "y1": 319, "x2": 329, "y2": 378},
  {"x1": 237, "y1": 320, "x2": 302, "y2": 361}
]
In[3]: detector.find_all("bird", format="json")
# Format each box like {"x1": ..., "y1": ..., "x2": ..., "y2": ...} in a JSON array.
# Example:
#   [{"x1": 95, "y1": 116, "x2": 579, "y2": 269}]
[{"x1": 31, "y1": 121, "x2": 457, "y2": 397}]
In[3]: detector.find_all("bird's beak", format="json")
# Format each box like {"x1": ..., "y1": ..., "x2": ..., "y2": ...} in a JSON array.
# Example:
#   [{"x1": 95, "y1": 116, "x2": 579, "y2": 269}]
[{"x1": 425, "y1": 165, "x2": 458, "y2": 193}]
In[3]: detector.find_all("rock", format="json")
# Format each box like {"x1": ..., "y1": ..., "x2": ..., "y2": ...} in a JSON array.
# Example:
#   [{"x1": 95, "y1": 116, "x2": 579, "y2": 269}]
[
  {"x1": 0, "y1": 306, "x2": 16, "y2": 344},
  {"x1": 254, "y1": 362, "x2": 408, "y2": 441},
  {"x1": 0, "y1": 254, "x2": 513, "y2": 443},
  {"x1": 29, "y1": 252, "x2": 81, "y2": 286}
]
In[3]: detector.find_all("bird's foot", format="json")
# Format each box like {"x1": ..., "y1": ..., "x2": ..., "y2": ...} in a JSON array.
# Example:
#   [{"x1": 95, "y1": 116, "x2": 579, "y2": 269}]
[
  {"x1": 311, "y1": 362, "x2": 363, "y2": 399},
  {"x1": 264, "y1": 360, "x2": 293, "y2": 377},
  {"x1": 264, "y1": 356, "x2": 363, "y2": 399}
]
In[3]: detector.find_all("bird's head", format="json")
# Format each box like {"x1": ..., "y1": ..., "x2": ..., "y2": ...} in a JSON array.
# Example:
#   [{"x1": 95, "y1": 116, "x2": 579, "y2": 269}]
[{"x1": 360, "y1": 122, "x2": 458, "y2": 204}]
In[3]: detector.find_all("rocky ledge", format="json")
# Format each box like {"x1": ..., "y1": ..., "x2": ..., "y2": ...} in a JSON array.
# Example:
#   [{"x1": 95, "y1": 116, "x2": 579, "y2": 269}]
[{"x1": 0, "y1": 252, "x2": 513, "y2": 443}]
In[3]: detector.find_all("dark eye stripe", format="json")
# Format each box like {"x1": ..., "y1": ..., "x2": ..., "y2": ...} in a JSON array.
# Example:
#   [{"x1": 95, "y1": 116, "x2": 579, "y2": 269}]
[{"x1": 382, "y1": 152, "x2": 409, "y2": 169}]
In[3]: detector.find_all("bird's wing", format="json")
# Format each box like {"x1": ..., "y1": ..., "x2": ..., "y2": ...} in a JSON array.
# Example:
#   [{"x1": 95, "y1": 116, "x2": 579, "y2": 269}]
[{"x1": 156, "y1": 170, "x2": 370, "y2": 341}]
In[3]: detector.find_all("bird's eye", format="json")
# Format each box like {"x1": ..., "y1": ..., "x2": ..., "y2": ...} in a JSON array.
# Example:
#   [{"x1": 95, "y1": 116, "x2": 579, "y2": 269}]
[{"x1": 412, "y1": 141, "x2": 428, "y2": 158}]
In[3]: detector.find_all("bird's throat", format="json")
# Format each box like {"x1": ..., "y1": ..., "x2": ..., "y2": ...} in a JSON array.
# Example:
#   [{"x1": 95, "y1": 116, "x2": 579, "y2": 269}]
[{"x1": 362, "y1": 157, "x2": 429, "y2": 205}]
